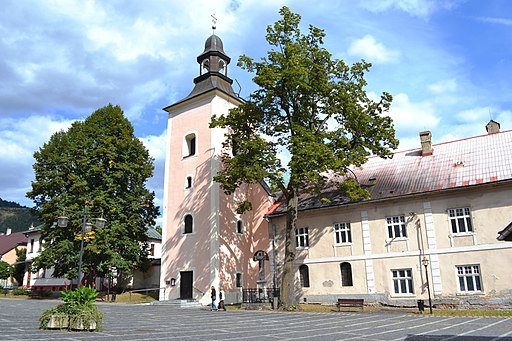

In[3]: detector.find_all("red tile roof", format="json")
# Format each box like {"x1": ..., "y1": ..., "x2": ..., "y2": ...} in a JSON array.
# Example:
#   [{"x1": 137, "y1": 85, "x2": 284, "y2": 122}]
[{"x1": 267, "y1": 129, "x2": 512, "y2": 215}]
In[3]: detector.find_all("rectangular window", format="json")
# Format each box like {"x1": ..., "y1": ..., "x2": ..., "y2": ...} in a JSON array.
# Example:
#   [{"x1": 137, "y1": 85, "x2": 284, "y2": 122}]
[
  {"x1": 392, "y1": 269, "x2": 414, "y2": 294},
  {"x1": 235, "y1": 273, "x2": 242, "y2": 288},
  {"x1": 457, "y1": 265, "x2": 482, "y2": 292},
  {"x1": 29, "y1": 239, "x2": 34, "y2": 253},
  {"x1": 449, "y1": 208, "x2": 473, "y2": 234},
  {"x1": 334, "y1": 222, "x2": 352, "y2": 244},
  {"x1": 387, "y1": 216, "x2": 407, "y2": 239},
  {"x1": 295, "y1": 227, "x2": 309, "y2": 248},
  {"x1": 150, "y1": 243, "x2": 155, "y2": 257},
  {"x1": 236, "y1": 220, "x2": 243, "y2": 234}
]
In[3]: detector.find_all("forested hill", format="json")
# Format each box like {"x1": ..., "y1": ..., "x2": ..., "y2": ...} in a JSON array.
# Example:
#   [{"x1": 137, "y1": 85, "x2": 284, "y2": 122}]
[{"x1": 0, "y1": 198, "x2": 40, "y2": 234}]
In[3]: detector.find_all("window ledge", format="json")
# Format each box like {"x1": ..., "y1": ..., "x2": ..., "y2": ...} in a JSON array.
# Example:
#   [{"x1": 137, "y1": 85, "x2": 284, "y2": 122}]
[
  {"x1": 390, "y1": 294, "x2": 415, "y2": 298},
  {"x1": 450, "y1": 232, "x2": 475, "y2": 237},
  {"x1": 296, "y1": 246, "x2": 309, "y2": 250},
  {"x1": 386, "y1": 237, "x2": 408, "y2": 243},
  {"x1": 456, "y1": 291, "x2": 484, "y2": 296},
  {"x1": 334, "y1": 243, "x2": 352, "y2": 247}
]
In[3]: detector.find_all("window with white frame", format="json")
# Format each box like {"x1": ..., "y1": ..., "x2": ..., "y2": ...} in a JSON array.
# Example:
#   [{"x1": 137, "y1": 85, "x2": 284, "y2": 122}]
[
  {"x1": 457, "y1": 265, "x2": 482, "y2": 292},
  {"x1": 295, "y1": 227, "x2": 309, "y2": 248},
  {"x1": 448, "y1": 208, "x2": 473, "y2": 234},
  {"x1": 184, "y1": 133, "x2": 196, "y2": 158},
  {"x1": 334, "y1": 222, "x2": 352, "y2": 244},
  {"x1": 391, "y1": 269, "x2": 414, "y2": 294},
  {"x1": 386, "y1": 215, "x2": 407, "y2": 239}
]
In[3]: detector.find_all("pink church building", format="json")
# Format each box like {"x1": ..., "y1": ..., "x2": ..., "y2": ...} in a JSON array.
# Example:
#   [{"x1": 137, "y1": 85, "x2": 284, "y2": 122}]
[{"x1": 159, "y1": 33, "x2": 273, "y2": 305}]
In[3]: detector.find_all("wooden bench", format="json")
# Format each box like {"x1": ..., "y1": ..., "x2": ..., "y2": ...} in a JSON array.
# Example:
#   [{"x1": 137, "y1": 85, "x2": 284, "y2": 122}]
[{"x1": 336, "y1": 298, "x2": 364, "y2": 311}]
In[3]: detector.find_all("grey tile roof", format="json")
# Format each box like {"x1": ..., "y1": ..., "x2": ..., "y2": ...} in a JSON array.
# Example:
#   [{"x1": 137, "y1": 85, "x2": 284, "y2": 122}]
[
  {"x1": 146, "y1": 226, "x2": 162, "y2": 240},
  {"x1": 268, "y1": 130, "x2": 512, "y2": 215}
]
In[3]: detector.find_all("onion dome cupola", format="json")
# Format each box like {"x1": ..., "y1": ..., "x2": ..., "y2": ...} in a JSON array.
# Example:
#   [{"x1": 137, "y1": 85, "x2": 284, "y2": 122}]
[{"x1": 186, "y1": 34, "x2": 239, "y2": 100}]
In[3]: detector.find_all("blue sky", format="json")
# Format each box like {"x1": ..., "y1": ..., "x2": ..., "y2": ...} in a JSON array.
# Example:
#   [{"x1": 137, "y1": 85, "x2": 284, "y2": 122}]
[{"x1": 1, "y1": 0, "x2": 511, "y2": 219}]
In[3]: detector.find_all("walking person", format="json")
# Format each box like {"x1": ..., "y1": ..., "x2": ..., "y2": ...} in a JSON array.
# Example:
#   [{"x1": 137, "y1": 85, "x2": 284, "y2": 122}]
[
  {"x1": 210, "y1": 286, "x2": 217, "y2": 311},
  {"x1": 218, "y1": 289, "x2": 226, "y2": 311}
]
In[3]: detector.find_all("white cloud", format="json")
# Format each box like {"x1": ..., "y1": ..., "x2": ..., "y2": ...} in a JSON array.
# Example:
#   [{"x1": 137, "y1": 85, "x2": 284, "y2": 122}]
[
  {"x1": 478, "y1": 17, "x2": 512, "y2": 26},
  {"x1": 348, "y1": 35, "x2": 400, "y2": 64},
  {"x1": 141, "y1": 130, "x2": 168, "y2": 162},
  {"x1": 388, "y1": 93, "x2": 440, "y2": 131},
  {"x1": 428, "y1": 79, "x2": 457, "y2": 94},
  {"x1": 456, "y1": 106, "x2": 492, "y2": 123},
  {"x1": 360, "y1": 0, "x2": 460, "y2": 18},
  {"x1": 0, "y1": 115, "x2": 74, "y2": 207}
]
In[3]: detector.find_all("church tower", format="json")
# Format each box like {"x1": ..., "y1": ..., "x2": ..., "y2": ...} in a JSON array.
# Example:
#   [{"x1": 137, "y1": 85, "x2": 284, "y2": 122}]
[{"x1": 159, "y1": 33, "x2": 272, "y2": 304}]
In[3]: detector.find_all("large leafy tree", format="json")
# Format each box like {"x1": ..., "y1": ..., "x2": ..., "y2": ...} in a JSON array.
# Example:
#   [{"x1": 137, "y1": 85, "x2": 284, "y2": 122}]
[
  {"x1": 27, "y1": 104, "x2": 159, "y2": 289},
  {"x1": 210, "y1": 7, "x2": 398, "y2": 306}
]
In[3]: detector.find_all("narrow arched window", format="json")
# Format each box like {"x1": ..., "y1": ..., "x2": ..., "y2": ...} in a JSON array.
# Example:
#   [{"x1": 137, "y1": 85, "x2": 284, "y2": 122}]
[
  {"x1": 299, "y1": 265, "x2": 310, "y2": 288},
  {"x1": 184, "y1": 214, "x2": 193, "y2": 234},
  {"x1": 340, "y1": 262, "x2": 353, "y2": 286},
  {"x1": 184, "y1": 133, "x2": 196, "y2": 157},
  {"x1": 185, "y1": 176, "x2": 192, "y2": 189}
]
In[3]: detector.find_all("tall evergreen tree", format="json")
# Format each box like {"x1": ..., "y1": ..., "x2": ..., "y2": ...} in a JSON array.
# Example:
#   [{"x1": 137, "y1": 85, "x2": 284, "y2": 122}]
[
  {"x1": 210, "y1": 7, "x2": 398, "y2": 307},
  {"x1": 27, "y1": 104, "x2": 159, "y2": 288}
]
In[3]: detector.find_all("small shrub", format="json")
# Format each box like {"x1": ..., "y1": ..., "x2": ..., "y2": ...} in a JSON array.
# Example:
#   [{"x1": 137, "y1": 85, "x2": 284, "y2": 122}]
[
  {"x1": 12, "y1": 288, "x2": 29, "y2": 295},
  {"x1": 61, "y1": 285, "x2": 98, "y2": 307}
]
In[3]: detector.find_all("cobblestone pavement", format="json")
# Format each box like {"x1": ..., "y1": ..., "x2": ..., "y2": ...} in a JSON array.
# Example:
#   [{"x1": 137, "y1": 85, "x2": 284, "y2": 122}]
[{"x1": 1, "y1": 298, "x2": 512, "y2": 341}]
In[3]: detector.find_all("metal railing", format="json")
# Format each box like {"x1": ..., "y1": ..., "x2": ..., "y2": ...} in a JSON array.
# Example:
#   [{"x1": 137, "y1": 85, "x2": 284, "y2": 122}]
[{"x1": 242, "y1": 288, "x2": 280, "y2": 306}]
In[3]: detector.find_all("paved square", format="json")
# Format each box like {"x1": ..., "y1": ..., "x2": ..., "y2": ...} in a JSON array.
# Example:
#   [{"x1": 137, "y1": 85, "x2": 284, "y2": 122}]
[{"x1": 1, "y1": 298, "x2": 511, "y2": 340}]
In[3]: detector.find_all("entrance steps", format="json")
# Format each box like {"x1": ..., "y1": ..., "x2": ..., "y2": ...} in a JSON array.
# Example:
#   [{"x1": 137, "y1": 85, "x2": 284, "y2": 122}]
[{"x1": 151, "y1": 299, "x2": 203, "y2": 308}]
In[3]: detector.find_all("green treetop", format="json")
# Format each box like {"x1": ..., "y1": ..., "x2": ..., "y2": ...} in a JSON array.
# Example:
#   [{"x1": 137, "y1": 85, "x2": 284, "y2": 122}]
[
  {"x1": 210, "y1": 7, "x2": 398, "y2": 307},
  {"x1": 27, "y1": 104, "x2": 159, "y2": 288}
]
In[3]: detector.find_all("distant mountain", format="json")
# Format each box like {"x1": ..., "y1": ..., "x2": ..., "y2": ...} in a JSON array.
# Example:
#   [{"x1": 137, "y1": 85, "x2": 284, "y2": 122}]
[
  {"x1": 0, "y1": 198, "x2": 40, "y2": 234},
  {"x1": 0, "y1": 198, "x2": 25, "y2": 209}
]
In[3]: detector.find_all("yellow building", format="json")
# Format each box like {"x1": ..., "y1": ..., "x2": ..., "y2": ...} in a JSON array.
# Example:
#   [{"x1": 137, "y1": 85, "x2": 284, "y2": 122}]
[{"x1": 267, "y1": 121, "x2": 512, "y2": 308}]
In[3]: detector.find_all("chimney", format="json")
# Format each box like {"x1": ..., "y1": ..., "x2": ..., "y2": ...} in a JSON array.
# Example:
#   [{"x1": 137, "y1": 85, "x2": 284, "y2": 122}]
[
  {"x1": 6, "y1": 227, "x2": 12, "y2": 235},
  {"x1": 486, "y1": 120, "x2": 500, "y2": 134},
  {"x1": 420, "y1": 131, "x2": 433, "y2": 156}
]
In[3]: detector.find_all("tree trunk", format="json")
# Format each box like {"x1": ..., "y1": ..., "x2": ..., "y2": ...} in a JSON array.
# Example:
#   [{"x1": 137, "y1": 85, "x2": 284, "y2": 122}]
[{"x1": 280, "y1": 194, "x2": 298, "y2": 308}]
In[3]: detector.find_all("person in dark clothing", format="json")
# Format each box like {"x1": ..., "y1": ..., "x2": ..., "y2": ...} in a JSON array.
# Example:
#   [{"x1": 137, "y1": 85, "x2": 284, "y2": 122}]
[
  {"x1": 210, "y1": 286, "x2": 217, "y2": 311},
  {"x1": 218, "y1": 290, "x2": 226, "y2": 311}
]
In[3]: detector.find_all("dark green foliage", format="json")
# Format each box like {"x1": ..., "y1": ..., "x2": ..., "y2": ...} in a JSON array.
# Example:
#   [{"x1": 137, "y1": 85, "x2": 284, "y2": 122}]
[
  {"x1": 0, "y1": 198, "x2": 24, "y2": 208},
  {"x1": 12, "y1": 288, "x2": 29, "y2": 295},
  {"x1": 210, "y1": 7, "x2": 398, "y2": 306},
  {"x1": 11, "y1": 248, "x2": 26, "y2": 285},
  {"x1": 27, "y1": 104, "x2": 159, "y2": 285},
  {"x1": 0, "y1": 261, "x2": 10, "y2": 280}
]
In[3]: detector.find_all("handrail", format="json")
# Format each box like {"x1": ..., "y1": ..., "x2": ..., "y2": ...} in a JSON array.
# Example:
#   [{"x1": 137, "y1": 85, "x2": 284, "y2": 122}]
[
  {"x1": 127, "y1": 287, "x2": 164, "y2": 293},
  {"x1": 193, "y1": 286, "x2": 205, "y2": 295}
]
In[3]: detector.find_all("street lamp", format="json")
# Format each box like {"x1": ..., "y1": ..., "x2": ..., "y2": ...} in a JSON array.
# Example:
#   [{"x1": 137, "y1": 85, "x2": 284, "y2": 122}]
[
  {"x1": 422, "y1": 256, "x2": 433, "y2": 314},
  {"x1": 57, "y1": 204, "x2": 106, "y2": 286}
]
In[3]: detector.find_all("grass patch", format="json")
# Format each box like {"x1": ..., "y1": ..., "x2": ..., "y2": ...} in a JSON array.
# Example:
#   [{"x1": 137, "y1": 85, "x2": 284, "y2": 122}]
[
  {"x1": 110, "y1": 292, "x2": 157, "y2": 303},
  {"x1": 423, "y1": 309, "x2": 512, "y2": 317},
  {"x1": 0, "y1": 293, "x2": 30, "y2": 299}
]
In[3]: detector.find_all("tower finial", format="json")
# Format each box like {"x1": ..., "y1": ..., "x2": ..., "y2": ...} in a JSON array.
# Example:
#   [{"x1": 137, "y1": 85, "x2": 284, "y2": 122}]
[{"x1": 211, "y1": 14, "x2": 217, "y2": 34}]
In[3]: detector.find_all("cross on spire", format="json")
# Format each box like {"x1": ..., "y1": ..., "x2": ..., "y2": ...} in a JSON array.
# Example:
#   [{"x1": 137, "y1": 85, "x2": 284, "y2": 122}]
[{"x1": 211, "y1": 14, "x2": 217, "y2": 34}]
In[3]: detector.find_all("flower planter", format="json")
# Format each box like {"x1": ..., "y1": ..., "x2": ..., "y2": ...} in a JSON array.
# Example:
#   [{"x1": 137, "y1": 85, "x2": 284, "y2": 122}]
[
  {"x1": 46, "y1": 315, "x2": 69, "y2": 329},
  {"x1": 69, "y1": 317, "x2": 97, "y2": 331}
]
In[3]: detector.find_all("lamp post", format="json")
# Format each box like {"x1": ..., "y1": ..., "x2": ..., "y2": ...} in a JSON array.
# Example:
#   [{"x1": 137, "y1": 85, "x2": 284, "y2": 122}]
[
  {"x1": 422, "y1": 256, "x2": 433, "y2": 314},
  {"x1": 57, "y1": 204, "x2": 106, "y2": 286}
]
